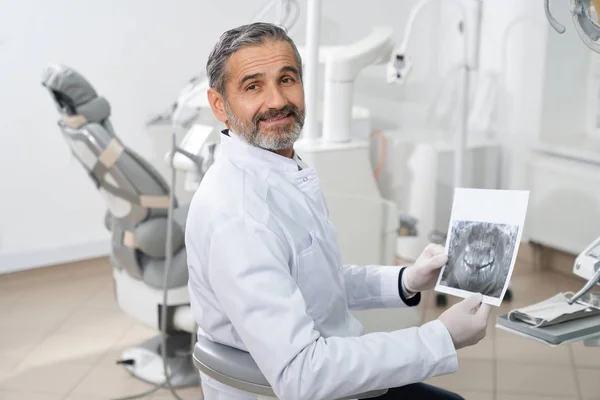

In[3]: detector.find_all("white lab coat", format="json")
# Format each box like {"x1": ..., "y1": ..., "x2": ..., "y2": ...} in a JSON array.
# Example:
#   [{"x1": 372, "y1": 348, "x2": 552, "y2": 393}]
[{"x1": 185, "y1": 130, "x2": 458, "y2": 400}]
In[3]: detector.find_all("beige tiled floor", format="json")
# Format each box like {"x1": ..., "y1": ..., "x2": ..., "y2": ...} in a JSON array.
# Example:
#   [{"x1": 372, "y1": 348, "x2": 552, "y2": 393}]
[{"x1": 1, "y1": 243, "x2": 600, "y2": 399}]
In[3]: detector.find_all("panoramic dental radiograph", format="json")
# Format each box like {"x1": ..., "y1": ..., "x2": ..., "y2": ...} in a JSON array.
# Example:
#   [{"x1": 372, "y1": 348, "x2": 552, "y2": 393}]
[{"x1": 440, "y1": 221, "x2": 519, "y2": 298}]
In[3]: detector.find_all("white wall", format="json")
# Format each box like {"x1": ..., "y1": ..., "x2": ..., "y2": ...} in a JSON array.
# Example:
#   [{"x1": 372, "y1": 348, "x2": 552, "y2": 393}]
[
  {"x1": 438, "y1": 0, "x2": 549, "y2": 190},
  {"x1": 539, "y1": 0, "x2": 593, "y2": 140},
  {"x1": 0, "y1": 0, "x2": 441, "y2": 273}
]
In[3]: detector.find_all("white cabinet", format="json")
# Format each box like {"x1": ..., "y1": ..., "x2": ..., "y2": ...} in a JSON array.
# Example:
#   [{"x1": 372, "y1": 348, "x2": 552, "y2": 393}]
[
  {"x1": 384, "y1": 131, "x2": 501, "y2": 261},
  {"x1": 524, "y1": 151, "x2": 600, "y2": 255}
]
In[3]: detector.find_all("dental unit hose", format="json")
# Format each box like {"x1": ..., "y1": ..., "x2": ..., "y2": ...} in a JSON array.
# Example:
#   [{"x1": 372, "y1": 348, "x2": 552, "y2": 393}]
[{"x1": 159, "y1": 122, "x2": 187, "y2": 400}]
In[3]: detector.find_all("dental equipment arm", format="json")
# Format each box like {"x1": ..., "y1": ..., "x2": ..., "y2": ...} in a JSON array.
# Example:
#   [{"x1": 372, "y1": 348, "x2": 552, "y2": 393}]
[
  {"x1": 302, "y1": 0, "x2": 322, "y2": 141},
  {"x1": 387, "y1": 0, "x2": 480, "y2": 83},
  {"x1": 321, "y1": 27, "x2": 395, "y2": 143},
  {"x1": 568, "y1": 261, "x2": 600, "y2": 305},
  {"x1": 566, "y1": 236, "x2": 600, "y2": 305},
  {"x1": 387, "y1": 0, "x2": 482, "y2": 190},
  {"x1": 386, "y1": 0, "x2": 446, "y2": 84},
  {"x1": 544, "y1": 0, "x2": 566, "y2": 33}
]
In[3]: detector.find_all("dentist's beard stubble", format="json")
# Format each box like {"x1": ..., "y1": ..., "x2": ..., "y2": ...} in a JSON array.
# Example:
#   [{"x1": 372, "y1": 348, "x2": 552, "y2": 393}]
[{"x1": 225, "y1": 101, "x2": 305, "y2": 151}]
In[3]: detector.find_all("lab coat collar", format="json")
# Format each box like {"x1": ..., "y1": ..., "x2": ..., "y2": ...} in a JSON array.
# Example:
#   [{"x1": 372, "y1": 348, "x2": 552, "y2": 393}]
[{"x1": 220, "y1": 129, "x2": 307, "y2": 173}]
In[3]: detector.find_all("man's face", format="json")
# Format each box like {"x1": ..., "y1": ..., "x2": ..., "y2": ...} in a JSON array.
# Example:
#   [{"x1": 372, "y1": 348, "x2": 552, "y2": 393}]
[{"x1": 209, "y1": 40, "x2": 305, "y2": 152}]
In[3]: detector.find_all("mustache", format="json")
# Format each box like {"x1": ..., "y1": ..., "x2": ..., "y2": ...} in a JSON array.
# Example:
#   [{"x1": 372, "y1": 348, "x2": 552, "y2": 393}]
[{"x1": 252, "y1": 104, "x2": 304, "y2": 126}]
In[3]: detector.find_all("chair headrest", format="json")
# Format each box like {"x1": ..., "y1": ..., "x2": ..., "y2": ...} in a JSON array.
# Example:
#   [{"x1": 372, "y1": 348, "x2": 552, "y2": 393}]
[{"x1": 41, "y1": 64, "x2": 111, "y2": 125}]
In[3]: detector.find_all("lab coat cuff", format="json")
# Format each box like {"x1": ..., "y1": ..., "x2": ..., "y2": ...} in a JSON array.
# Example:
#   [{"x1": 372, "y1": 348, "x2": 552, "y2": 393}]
[
  {"x1": 419, "y1": 319, "x2": 459, "y2": 376},
  {"x1": 398, "y1": 267, "x2": 421, "y2": 307},
  {"x1": 379, "y1": 266, "x2": 419, "y2": 307}
]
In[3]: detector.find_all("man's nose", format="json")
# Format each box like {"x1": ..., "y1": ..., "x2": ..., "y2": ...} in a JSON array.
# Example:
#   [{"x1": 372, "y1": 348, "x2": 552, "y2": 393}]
[{"x1": 264, "y1": 84, "x2": 287, "y2": 109}]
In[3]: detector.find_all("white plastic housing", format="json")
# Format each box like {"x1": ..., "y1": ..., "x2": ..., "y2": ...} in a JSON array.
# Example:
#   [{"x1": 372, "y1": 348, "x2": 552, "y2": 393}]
[
  {"x1": 324, "y1": 26, "x2": 395, "y2": 82},
  {"x1": 321, "y1": 26, "x2": 394, "y2": 143},
  {"x1": 386, "y1": 55, "x2": 413, "y2": 84},
  {"x1": 322, "y1": 81, "x2": 353, "y2": 143},
  {"x1": 302, "y1": 0, "x2": 323, "y2": 141},
  {"x1": 113, "y1": 268, "x2": 193, "y2": 332},
  {"x1": 573, "y1": 236, "x2": 600, "y2": 282},
  {"x1": 166, "y1": 123, "x2": 214, "y2": 172}
]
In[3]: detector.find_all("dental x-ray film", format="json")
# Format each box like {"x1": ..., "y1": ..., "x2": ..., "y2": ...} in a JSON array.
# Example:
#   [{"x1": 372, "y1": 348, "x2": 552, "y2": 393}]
[{"x1": 435, "y1": 188, "x2": 530, "y2": 307}]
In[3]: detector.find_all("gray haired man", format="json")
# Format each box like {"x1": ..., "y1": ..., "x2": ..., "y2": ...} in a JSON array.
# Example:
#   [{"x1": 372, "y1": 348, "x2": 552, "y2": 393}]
[{"x1": 185, "y1": 22, "x2": 490, "y2": 400}]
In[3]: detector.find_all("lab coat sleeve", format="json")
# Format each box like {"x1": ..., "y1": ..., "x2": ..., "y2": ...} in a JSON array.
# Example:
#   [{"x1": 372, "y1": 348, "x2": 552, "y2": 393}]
[
  {"x1": 207, "y1": 218, "x2": 458, "y2": 400},
  {"x1": 339, "y1": 264, "x2": 418, "y2": 310}
]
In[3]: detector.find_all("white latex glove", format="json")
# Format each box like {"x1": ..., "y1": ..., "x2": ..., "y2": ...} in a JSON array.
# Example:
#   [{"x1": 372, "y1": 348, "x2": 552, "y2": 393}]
[
  {"x1": 438, "y1": 293, "x2": 491, "y2": 350},
  {"x1": 403, "y1": 243, "x2": 448, "y2": 293}
]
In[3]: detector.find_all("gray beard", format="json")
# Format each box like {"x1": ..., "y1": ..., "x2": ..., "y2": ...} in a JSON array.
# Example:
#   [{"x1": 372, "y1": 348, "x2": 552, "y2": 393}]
[{"x1": 225, "y1": 102, "x2": 303, "y2": 151}]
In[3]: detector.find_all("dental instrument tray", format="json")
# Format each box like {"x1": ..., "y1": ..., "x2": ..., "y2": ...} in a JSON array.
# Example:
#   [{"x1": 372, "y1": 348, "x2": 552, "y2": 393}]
[
  {"x1": 496, "y1": 312, "x2": 600, "y2": 346},
  {"x1": 496, "y1": 292, "x2": 600, "y2": 346}
]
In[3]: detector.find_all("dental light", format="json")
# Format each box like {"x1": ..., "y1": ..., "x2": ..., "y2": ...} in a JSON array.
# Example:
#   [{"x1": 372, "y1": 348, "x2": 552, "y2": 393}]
[
  {"x1": 545, "y1": 0, "x2": 600, "y2": 54},
  {"x1": 387, "y1": 0, "x2": 483, "y2": 189}
]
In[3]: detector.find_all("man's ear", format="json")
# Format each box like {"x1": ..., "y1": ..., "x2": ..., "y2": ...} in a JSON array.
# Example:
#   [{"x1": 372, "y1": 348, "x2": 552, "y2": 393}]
[{"x1": 207, "y1": 88, "x2": 227, "y2": 123}]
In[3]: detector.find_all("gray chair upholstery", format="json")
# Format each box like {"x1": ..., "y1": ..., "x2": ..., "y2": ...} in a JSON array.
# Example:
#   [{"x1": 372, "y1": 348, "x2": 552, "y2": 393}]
[{"x1": 41, "y1": 64, "x2": 189, "y2": 290}]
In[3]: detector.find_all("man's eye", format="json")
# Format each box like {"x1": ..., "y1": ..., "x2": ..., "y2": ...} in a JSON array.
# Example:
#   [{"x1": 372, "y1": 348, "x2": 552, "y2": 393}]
[
  {"x1": 246, "y1": 84, "x2": 258, "y2": 91},
  {"x1": 281, "y1": 77, "x2": 295, "y2": 84}
]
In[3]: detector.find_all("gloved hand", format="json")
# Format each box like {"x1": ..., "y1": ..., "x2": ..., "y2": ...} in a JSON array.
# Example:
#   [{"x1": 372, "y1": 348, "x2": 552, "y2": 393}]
[
  {"x1": 402, "y1": 243, "x2": 448, "y2": 293},
  {"x1": 438, "y1": 293, "x2": 491, "y2": 350}
]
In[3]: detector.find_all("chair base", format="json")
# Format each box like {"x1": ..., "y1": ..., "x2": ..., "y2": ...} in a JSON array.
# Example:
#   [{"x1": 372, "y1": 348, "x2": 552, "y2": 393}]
[{"x1": 117, "y1": 333, "x2": 201, "y2": 388}]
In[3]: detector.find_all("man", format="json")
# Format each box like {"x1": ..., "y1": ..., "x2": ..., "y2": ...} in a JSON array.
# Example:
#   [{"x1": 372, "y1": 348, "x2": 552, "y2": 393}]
[{"x1": 185, "y1": 22, "x2": 491, "y2": 400}]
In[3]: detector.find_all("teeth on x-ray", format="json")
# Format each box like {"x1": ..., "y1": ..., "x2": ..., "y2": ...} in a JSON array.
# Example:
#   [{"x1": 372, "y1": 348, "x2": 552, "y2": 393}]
[{"x1": 440, "y1": 220, "x2": 518, "y2": 298}]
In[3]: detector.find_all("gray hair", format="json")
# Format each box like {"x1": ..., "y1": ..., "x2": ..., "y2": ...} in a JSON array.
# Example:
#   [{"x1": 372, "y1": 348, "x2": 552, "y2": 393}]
[{"x1": 206, "y1": 22, "x2": 303, "y2": 96}]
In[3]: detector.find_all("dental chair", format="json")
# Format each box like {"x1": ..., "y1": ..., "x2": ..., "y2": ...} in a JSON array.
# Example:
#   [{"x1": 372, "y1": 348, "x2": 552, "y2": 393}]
[
  {"x1": 41, "y1": 64, "x2": 388, "y2": 399},
  {"x1": 41, "y1": 64, "x2": 200, "y2": 387}
]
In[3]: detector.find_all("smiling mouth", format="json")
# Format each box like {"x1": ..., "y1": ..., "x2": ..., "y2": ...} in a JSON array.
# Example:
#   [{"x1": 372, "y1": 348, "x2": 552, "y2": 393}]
[{"x1": 261, "y1": 113, "x2": 292, "y2": 123}]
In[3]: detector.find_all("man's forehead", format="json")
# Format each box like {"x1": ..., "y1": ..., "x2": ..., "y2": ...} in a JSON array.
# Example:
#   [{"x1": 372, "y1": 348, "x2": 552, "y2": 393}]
[{"x1": 227, "y1": 41, "x2": 296, "y2": 76}]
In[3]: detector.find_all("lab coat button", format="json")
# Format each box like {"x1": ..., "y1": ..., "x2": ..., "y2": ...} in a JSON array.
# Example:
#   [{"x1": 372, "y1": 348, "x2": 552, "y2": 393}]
[{"x1": 303, "y1": 177, "x2": 308, "y2": 182}]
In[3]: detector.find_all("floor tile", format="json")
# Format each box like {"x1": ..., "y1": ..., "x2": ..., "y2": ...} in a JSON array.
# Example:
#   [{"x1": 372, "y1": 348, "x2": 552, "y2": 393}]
[
  {"x1": 70, "y1": 348, "x2": 160, "y2": 398},
  {"x1": 0, "y1": 360, "x2": 95, "y2": 395},
  {"x1": 425, "y1": 360, "x2": 494, "y2": 392},
  {"x1": 81, "y1": 285, "x2": 121, "y2": 311},
  {"x1": 577, "y1": 368, "x2": 600, "y2": 399},
  {"x1": 109, "y1": 323, "x2": 161, "y2": 353},
  {"x1": 0, "y1": 389, "x2": 63, "y2": 400},
  {"x1": 2, "y1": 243, "x2": 597, "y2": 400},
  {"x1": 0, "y1": 301, "x2": 76, "y2": 331},
  {"x1": 516, "y1": 242, "x2": 538, "y2": 266},
  {"x1": 14, "y1": 331, "x2": 119, "y2": 371},
  {"x1": 0, "y1": 328, "x2": 50, "y2": 361},
  {"x1": 505, "y1": 275, "x2": 561, "y2": 304},
  {"x1": 496, "y1": 362, "x2": 578, "y2": 397},
  {"x1": 572, "y1": 341, "x2": 600, "y2": 369},
  {"x1": 0, "y1": 358, "x2": 21, "y2": 385},
  {"x1": 456, "y1": 391, "x2": 494, "y2": 400},
  {"x1": 457, "y1": 336, "x2": 495, "y2": 361},
  {"x1": 495, "y1": 331, "x2": 571, "y2": 365},
  {"x1": 0, "y1": 290, "x2": 19, "y2": 310},
  {"x1": 151, "y1": 386, "x2": 204, "y2": 399},
  {"x1": 53, "y1": 305, "x2": 134, "y2": 338},
  {"x1": 496, "y1": 394, "x2": 577, "y2": 400}
]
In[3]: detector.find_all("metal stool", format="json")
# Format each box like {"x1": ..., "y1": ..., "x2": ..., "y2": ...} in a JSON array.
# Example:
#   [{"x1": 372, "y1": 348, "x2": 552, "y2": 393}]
[{"x1": 192, "y1": 335, "x2": 388, "y2": 400}]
